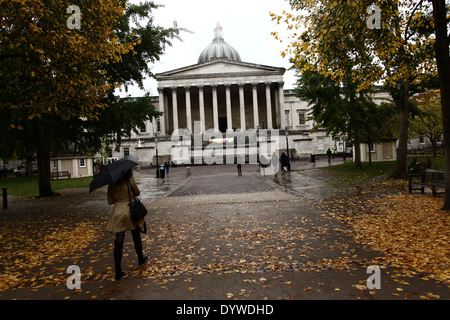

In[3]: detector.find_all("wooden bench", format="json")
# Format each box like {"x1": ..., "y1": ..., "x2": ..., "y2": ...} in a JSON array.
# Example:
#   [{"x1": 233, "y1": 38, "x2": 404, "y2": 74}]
[
  {"x1": 51, "y1": 171, "x2": 72, "y2": 180},
  {"x1": 408, "y1": 168, "x2": 445, "y2": 196}
]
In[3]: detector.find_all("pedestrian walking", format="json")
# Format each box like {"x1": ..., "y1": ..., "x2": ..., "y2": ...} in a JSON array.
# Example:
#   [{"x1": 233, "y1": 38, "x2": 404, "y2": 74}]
[
  {"x1": 327, "y1": 148, "x2": 332, "y2": 163},
  {"x1": 107, "y1": 170, "x2": 148, "y2": 280},
  {"x1": 236, "y1": 155, "x2": 242, "y2": 176},
  {"x1": 260, "y1": 155, "x2": 269, "y2": 175},
  {"x1": 280, "y1": 152, "x2": 289, "y2": 172},
  {"x1": 164, "y1": 158, "x2": 170, "y2": 177}
]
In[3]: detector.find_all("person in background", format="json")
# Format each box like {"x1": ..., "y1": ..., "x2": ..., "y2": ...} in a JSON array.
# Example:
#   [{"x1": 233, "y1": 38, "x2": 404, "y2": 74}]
[{"x1": 164, "y1": 158, "x2": 170, "y2": 177}]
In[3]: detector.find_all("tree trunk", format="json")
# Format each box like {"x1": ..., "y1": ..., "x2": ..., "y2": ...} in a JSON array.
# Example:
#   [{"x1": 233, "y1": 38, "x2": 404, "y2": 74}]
[
  {"x1": 431, "y1": 0, "x2": 450, "y2": 210},
  {"x1": 25, "y1": 155, "x2": 33, "y2": 177},
  {"x1": 354, "y1": 134, "x2": 362, "y2": 169},
  {"x1": 391, "y1": 80, "x2": 410, "y2": 179},
  {"x1": 36, "y1": 136, "x2": 57, "y2": 197},
  {"x1": 430, "y1": 136, "x2": 437, "y2": 158}
]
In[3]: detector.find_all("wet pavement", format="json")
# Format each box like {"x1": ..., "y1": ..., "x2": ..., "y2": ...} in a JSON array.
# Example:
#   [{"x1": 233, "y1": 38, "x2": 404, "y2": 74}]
[{"x1": 0, "y1": 158, "x2": 448, "y2": 304}]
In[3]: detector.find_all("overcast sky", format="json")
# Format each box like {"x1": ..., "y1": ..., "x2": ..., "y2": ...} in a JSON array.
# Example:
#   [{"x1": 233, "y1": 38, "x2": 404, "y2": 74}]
[{"x1": 118, "y1": 0, "x2": 297, "y2": 97}]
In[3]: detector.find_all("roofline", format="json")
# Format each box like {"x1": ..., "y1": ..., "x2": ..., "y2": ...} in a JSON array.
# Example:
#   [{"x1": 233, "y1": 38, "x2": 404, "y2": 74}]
[{"x1": 155, "y1": 58, "x2": 286, "y2": 79}]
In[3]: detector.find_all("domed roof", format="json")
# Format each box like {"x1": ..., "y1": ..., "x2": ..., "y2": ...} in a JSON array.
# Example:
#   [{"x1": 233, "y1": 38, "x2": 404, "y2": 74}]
[{"x1": 198, "y1": 24, "x2": 241, "y2": 64}]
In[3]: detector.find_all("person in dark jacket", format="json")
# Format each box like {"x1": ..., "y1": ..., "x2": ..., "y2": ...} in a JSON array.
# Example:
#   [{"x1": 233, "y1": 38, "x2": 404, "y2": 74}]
[{"x1": 280, "y1": 152, "x2": 289, "y2": 172}]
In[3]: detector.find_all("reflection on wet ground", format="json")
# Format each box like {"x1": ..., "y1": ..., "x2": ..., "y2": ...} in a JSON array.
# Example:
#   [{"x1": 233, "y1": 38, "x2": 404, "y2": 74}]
[
  {"x1": 268, "y1": 170, "x2": 337, "y2": 201},
  {"x1": 133, "y1": 158, "x2": 344, "y2": 203},
  {"x1": 133, "y1": 170, "x2": 189, "y2": 203}
]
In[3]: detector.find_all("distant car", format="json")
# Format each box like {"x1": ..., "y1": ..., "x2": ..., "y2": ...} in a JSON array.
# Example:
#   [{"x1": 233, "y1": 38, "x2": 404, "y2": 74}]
[{"x1": 14, "y1": 162, "x2": 38, "y2": 176}]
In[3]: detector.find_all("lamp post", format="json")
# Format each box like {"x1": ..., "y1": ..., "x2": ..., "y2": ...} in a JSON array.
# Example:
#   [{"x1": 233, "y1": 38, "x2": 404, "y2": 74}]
[
  {"x1": 155, "y1": 134, "x2": 159, "y2": 178},
  {"x1": 285, "y1": 127, "x2": 291, "y2": 171}
]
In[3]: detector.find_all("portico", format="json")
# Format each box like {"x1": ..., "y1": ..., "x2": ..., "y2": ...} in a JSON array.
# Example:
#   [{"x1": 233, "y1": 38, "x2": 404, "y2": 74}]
[{"x1": 155, "y1": 60, "x2": 285, "y2": 135}]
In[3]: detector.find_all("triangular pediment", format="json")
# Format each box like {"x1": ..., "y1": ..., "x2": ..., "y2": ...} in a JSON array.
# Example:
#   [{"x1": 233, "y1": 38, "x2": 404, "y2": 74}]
[{"x1": 156, "y1": 59, "x2": 284, "y2": 80}]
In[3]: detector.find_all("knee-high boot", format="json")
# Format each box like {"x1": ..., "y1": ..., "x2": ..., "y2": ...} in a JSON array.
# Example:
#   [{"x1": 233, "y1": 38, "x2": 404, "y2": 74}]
[
  {"x1": 114, "y1": 237, "x2": 125, "y2": 280},
  {"x1": 132, "y1": 229, "x2": 148, "y2": 265}
]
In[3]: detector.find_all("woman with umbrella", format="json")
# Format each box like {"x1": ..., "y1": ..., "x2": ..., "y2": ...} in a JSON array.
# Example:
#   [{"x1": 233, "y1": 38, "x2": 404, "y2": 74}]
[
  {"x1": 90, "y1": 156, "x2": 148, "y2": 280},
  {"x1": 106, "y1": 169, "x2": 148, "y2": 280}
]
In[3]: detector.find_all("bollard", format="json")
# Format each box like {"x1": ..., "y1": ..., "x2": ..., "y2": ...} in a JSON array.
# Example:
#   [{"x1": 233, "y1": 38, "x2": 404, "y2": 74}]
[{"x1": 2, "y1": 188, "x2": 7, "y2": 209}]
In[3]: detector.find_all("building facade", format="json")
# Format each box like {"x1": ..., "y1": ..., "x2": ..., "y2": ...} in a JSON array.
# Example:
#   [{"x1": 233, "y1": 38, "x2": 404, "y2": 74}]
[{"x1": 106, "y1": 25, "x2": 393, "y2": 167}]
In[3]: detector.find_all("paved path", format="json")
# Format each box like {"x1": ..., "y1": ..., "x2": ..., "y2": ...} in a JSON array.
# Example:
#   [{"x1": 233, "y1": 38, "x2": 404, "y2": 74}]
[{"x1": 0, "y1": 159, "x2": 448, "y2": 304}]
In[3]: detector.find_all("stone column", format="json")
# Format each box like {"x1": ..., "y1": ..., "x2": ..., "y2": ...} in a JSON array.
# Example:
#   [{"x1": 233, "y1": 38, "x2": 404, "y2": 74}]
[
  {"x1": 225, "y1": 84, "x2": 232, "y2": 132},
  {"x1": 171, "y1": 86, "x2": 178, "y2": 131},
  {"x1": 278, "y1": 82, "x2": 285, "y2": 128},
  {"x1": 252, "y1": 83, "x2": 259, "y2": 129},
  {"x1": 212, "y1": 84, "x2": 219, "y2": 131},
  {"x1": 265, "y1": 82, "x2": 273, "y2": 129},
  {"x1": 198, "y1": 85, "x2": 205, "y2": 133},
  {"x1": 185, "y1": 86, "x2": 192, "y2": 132},
  {"x1": 239, "y1": 83, "x2": 246, "y2": 131},
  {"x1": 274, "y1": 89, "x2": 280, "y2": 129},
  {"x1": 157, "y1": 87, "x2": 166, "y2": 135}
]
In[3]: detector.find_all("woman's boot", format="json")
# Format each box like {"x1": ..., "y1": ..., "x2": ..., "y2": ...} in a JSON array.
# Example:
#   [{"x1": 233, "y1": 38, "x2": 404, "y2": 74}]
[
  {"x1": 114, "y1": 235, "x2": 125, "y2": 280},
  {"x1": 132, "y1": 229, "x2": 148, "y2": 265}
]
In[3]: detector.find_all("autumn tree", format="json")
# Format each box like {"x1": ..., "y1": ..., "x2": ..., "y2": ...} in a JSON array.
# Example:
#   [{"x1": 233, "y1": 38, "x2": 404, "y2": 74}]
[
  {"x1": 409, "y1": 90, "x2": 443, "y2": 157},
  {"x1": 296, "y1": 68, "x2": 393, "y2": 167},
  {"x1": 0, "y1": 1, "x2": 180, "y2": 196},
  {"x1": 430, "y1": 0, "x2": 450, "y2": 209},
  {"x1": 74, "y1": 1, "x2": 182, "y2": 154},
  {"x1": 271, "y1": 0, "x2": 436, "y2": 178},
  {"x1": 1, "y1": 0, "x2": 133, "y2": 196}
]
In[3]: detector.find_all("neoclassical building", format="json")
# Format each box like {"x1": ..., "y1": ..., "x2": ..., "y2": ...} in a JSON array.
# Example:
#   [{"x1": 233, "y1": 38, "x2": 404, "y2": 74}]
[
  {"x1": 155, "y1": 25, "x2": 286, "y2": 134},
  {"x1": 106, "y1": 25, "x2": 395, "y2": 166}
]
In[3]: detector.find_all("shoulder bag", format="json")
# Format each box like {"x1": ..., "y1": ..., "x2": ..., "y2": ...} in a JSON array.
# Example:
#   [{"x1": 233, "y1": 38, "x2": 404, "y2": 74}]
[{"x1": 127, "y1": 179, "x2": 147, "y2": 233}]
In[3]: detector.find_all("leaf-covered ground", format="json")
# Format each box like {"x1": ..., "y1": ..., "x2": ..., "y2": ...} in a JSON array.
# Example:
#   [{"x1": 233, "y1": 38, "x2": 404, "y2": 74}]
[
  {"x1": 318, "y1": 181, "x2": 450, "y2": 286},
  {"x1": 0, "y1": 170, "x2": 448, "y2": 300}
]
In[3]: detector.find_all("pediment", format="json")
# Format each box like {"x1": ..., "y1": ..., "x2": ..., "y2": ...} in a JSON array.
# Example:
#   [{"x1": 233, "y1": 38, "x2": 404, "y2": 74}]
[{"x1": 156, "y1": 59, "x2": 285, "y2": 80}]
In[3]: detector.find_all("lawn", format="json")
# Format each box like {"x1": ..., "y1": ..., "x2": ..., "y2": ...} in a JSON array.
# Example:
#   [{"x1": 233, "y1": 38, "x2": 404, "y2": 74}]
[
  {"x1": 322, "y1": 156, "x2": 445, "y2": 184},
  {"x1": 0, "y1": 175, "x2": 93, "y2": 197}
]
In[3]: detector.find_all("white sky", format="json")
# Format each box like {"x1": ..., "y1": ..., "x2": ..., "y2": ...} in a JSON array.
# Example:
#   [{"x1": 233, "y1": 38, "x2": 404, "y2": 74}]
[{"x1": 117, "y1": 0, "x2": 297, "y2": 97}]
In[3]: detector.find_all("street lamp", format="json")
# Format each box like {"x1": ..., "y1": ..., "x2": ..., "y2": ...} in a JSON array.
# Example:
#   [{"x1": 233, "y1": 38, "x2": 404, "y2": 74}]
[
  {"x1": 155, "y1": 134, "x2": 159, "y2": 178},
  {"x1": 285, "y1": 127, "x2": 291, "y2": 171}
]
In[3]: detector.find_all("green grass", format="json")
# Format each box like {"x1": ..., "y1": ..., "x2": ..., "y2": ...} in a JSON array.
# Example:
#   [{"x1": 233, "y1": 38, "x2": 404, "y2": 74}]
[
  {"x1": 321, "y1": 160, "x2": 397, "y2": 184},
  {"x1": 322, "y1": 156, "x2": 446, "y2": 184},
  {"x1": 0, "y1": 175, "x2": 93, "y2": 197}
]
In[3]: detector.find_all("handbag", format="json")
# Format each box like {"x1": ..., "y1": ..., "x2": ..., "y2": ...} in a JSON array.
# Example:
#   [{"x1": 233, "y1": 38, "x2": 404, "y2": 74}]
[{"x1": 127, "y1": 179, "x2": 147, "y2": 233}]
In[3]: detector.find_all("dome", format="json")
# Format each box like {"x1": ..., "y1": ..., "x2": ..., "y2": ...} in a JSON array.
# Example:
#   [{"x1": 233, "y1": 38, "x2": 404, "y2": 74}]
[{"x1": 198, "y1": 24, "x2": 241, "y2": 64}]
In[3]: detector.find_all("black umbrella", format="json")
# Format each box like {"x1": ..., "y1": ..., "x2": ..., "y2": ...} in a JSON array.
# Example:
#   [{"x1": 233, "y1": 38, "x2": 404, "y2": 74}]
[{"x1": 89, "y1": 155, "x2": 139, "y2": 193}]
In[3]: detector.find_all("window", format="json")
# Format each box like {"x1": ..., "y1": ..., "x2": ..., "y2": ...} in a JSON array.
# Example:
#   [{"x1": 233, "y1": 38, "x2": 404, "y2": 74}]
[
  {"x1": 124, "y1": 148, "x2": 130, "y2": 157},
  {"x1": 140, "y1": 122, "x2": 147, "y2": 133},
  {"x1": 317, "y1": 138, "x2": 324, "y2": 150},
  {"x1": 79, "y1": 158, "x2": 86, "y2": 167},
  {"x1": 298, "y1": 111, "x2": 306, "y2": 125},
  {"x1": 368, "y1": 143, "x2": 375, "y2": 152},
  {"x1": 419, "y1": 136, "x2": 425, "y2": 144},
  {"x1": 157, "y1": 118, "x2": 161, "y2": 133},
  {"x1": 284, "y1": 110, "x2": 290, "y2": 127},
  {"x1": 107, "y1": 148, "x2": 113, "y2": 157},
  {"x1": 52, "y1": 160, "x2": 57, "y2": 170}
]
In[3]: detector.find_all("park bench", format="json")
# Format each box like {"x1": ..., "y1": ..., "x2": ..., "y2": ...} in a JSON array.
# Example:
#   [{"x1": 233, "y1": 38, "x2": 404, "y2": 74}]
[
  {"x1": 51, "y1": 170, "x2": 72, "y2": 180},
  {"x1": 408, "y1": 168, "x2": 445, "y2": 196}
]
